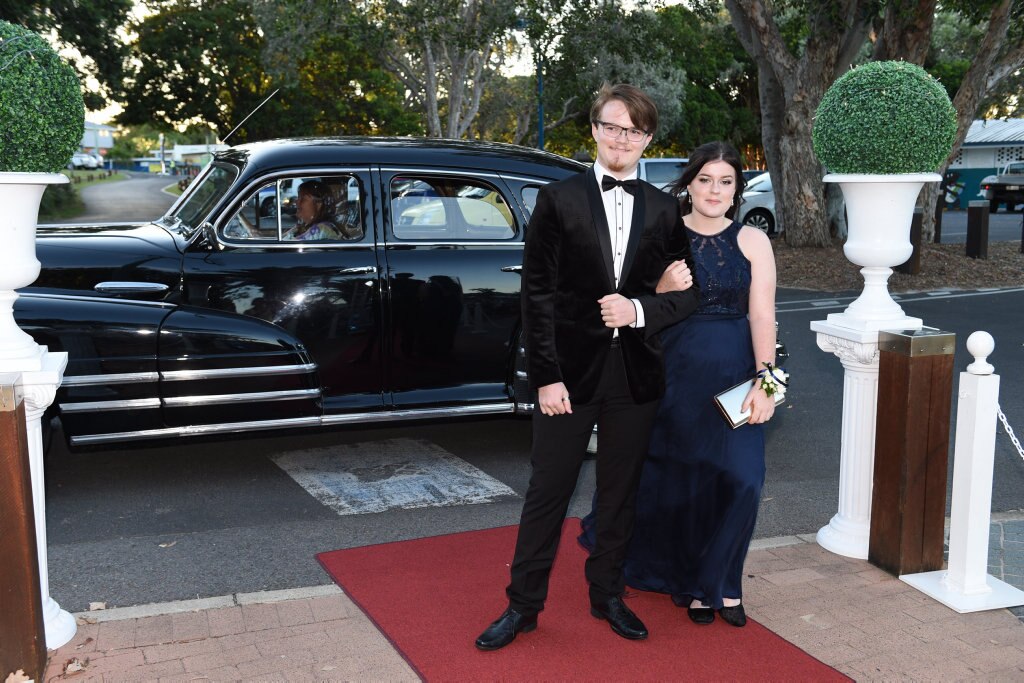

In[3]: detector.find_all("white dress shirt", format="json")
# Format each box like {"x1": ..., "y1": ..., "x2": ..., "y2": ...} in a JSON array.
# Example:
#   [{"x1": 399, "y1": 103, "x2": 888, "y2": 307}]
[{"x1": 593, "y1": 159, "x2": 645, "y2": 329}]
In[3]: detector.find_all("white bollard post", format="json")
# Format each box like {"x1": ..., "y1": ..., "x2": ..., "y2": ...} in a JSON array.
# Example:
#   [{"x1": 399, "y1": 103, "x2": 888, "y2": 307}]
[{"x1": 901, "y1": 331, "x2": 1024, "y2": 612}]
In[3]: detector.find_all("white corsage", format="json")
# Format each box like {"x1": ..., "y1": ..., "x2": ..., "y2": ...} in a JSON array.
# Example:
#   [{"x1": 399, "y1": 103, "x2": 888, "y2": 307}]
[{"x1": 757, "y1": 362, "x2": 789, "y2": 398}]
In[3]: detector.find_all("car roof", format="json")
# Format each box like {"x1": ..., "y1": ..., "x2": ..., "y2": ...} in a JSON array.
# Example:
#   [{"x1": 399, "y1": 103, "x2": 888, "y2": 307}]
[{"x1": 219, "y1": 137, "x2": 587, "y2": 179}]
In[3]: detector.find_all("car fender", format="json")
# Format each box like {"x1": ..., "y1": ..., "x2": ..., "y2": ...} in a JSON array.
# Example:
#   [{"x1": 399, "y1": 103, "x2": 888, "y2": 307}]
[{"x1": 14, "y1": 294, "x2": 320, "y2": 447}]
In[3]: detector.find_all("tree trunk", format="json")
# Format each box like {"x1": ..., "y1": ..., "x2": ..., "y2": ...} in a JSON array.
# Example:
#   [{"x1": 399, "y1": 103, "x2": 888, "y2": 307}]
[
  {"x1": 872, "y1": 0, "x2": 937, "y2": 64},
  {"x1": 726, "y1": 0, "x2": 874, "y2": 248}
]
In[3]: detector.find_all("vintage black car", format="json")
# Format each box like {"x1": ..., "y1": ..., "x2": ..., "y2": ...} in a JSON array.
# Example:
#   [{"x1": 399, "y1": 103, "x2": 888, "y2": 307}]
[{"x1": 17, "y1": 138, "x2": 586, "y2": 447}]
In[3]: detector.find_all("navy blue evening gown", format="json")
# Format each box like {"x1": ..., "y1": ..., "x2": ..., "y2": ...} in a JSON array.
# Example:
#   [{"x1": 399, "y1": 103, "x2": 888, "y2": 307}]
[{"x1": 580, "y1": 219, "x2": 765, "y2": 609}]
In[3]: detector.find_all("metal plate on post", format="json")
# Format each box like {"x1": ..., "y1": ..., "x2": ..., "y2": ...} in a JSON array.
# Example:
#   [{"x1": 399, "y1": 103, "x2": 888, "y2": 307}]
[{"x1": 878, "y1": 327, "x2": 956, "y2": 357}]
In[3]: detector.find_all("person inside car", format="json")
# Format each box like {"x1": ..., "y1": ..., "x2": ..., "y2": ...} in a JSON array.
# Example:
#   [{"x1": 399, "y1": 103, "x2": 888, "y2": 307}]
[{"x1": 284, "y1": 180, "x2": 342, "y2": 241}]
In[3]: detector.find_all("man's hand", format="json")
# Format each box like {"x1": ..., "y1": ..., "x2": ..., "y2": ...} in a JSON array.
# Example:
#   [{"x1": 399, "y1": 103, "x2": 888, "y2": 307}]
[
  {"x1": 657, "y1": 260, "x2": 693, "y2": 293},
  {"x1": 538, "y1": 382, "x2": 572, "y2": 416},
  {"x1": 598, "y1": 293, "x2": 637, "y2": 328}
]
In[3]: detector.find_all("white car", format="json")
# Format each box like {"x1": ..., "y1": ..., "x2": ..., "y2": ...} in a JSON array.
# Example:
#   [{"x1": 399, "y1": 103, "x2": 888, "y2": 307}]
[
  {"x1": 738, "y1": 172, "x2": 777, "y2": 235},
  {"x1": 69, "y1": 152, "x2": 94, "y2": 169},
  {"x1": 638, "y1": 158, "x2": 688, "y2": 191}
]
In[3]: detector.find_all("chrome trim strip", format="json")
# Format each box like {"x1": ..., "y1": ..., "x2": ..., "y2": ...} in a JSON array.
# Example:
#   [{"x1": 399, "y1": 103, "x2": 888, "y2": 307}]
[
  {"x1": 381, "y1": 167, "x2": 505, "y2": 179},
  {"x1": 320, "y1": 403, "x2": 514, "y2": 425},
  {"x1": 94, "y1": 281, "x2": 170, "y2": 294},
  {"x1": 70, "y1": 416, "x2": 322, "y2": 445},
  {"x1": 499, "y1": 173, "x2": 560, "y2": 184},
  {"x1": 385, "y1": 242, "x2": 521, "y2": 247},
  {"x1": 161, "y1": 363, "x2": 318, "y2": 381},
  {"x1": 68, "y1": 403, "x2": 516, "y2": 445},
  {"x1": 62, "y1": 372, "x2": 160, "y2": 387},
  {"x1": 60, "y1": 398, "x2": 161, "y2": 413},
  {"x1": 163, "y1": 389, "x2": 319, "y2": 407},
  {"x1": 17, "y1": 292, "x2": 176, "y2": 308}
]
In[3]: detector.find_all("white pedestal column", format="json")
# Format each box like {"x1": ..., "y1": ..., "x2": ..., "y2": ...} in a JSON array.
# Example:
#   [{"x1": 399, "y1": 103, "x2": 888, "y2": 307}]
[
  {"x1": 21, "y1": 350, "x2": 75, "y2": 649},
  {"x1": 811, "y1": 321, "x2": 882, "y2": 559}
]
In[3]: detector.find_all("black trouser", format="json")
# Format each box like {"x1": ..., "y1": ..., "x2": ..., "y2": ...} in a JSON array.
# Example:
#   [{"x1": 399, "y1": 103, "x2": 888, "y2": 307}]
[{"x1": 506, "y1": 346, "x2": 660, "y2": 615}]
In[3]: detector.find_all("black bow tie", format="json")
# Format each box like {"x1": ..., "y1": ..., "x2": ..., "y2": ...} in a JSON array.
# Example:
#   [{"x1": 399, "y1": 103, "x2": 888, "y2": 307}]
[{"x1": 601, "y1": 176, "x2": 639, "y2": 195}]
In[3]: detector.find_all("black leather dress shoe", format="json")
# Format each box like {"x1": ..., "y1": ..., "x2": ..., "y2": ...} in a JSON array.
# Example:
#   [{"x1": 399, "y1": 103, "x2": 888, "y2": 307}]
[
  {"x1": 590, "y1": 597, "x2": 648, "y2": 640},
  {"x1": 687, "y1": 605, "x2": 715, "y2": 625},
  {"x1": 718, "y1": 604, "x2": 747, "y2": 627},
  {"x1": 475, "y1": 607, "x2": 538, "y2": 651}
]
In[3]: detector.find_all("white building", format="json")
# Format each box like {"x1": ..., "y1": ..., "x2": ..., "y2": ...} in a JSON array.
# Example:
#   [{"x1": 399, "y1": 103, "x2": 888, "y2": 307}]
[{"x1": 947, "y1": 119, "x2": 1024, "y2": 208}]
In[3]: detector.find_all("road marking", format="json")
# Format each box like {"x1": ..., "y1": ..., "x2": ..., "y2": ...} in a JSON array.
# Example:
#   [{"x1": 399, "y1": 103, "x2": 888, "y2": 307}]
[
  {"x1": 777, "y1": 287, "x2": 1024, "y2": 313},
  {"x1": 272, "y1": 438, "x2": 516, "y2": 515}
]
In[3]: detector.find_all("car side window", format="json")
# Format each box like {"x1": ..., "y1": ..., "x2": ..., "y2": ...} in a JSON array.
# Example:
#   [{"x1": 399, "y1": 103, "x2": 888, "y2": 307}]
[
  {"x1": 521, "y1": 186, "x2": 540, "y2": 218},
  {"x1": 390, "y1": 176, "x2": 515, "y2": 241},
  {"x1": 644, "y1": 161, "x2": 685, "y2": 187},
  {"x1": 221, "y1": 175, "x2": 365, "y2": 243}
]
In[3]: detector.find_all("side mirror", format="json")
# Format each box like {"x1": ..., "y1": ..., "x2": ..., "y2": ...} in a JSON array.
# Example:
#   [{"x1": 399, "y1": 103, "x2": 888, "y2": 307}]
[{"x1": 200, "y1": 221, "x2": 223, "y2": 251}]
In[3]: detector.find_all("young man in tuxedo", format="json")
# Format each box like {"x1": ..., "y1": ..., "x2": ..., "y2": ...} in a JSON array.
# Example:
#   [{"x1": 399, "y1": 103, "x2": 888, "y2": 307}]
[{"x1": 475, "y1": 83, "x2": 698, "y2": 651}]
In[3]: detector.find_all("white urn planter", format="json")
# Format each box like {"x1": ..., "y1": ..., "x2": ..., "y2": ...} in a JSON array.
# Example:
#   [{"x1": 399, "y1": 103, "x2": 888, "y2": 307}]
[
  {"x1": 824, "y1": 172, "x2": 940, "y2": 332},
  {"x1": 0, "y1": 173, "x2": 68, "y2": 372}
]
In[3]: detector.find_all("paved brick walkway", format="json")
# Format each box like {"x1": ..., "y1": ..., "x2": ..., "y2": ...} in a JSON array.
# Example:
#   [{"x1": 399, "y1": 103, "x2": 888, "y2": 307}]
[{"x1": 40, "y1": 532, "x2": 1024, "y2": 682}]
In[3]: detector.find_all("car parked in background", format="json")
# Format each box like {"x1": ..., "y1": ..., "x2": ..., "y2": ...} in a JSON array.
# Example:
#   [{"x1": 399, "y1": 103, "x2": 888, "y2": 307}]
[
  {"x1": 738, "y1": 172, "x2": 778, "y2": 235},
  {"x1": 19, "y1": 138, "x2": 584, "y2": 448},
  {"x1": 68, "y1": 151, "x2": 96, "y2": 169},
  {"x1": 638, "y1": 157, "x2": 688, "y2": 191}
]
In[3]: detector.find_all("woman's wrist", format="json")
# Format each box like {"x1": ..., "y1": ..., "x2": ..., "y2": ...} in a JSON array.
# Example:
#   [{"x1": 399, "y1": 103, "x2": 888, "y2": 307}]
[{"x1": 756, "y1": 361, "x2": 788, "y2": 397}]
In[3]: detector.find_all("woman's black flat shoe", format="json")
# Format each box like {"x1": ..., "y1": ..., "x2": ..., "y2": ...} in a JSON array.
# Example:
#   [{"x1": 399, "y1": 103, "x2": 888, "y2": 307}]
[
  {"x1": 687, "y1": 606, "x2": 715, "y2": 625},
  {"x1": 718, "y1": 604, "x2": 747, "y2": 627}
]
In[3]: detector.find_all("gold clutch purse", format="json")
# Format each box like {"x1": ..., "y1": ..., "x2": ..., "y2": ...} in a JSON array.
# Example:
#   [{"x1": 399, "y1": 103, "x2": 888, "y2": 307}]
[{"x1": 713, "y1": 378, "x2": 786, "y2": 430}]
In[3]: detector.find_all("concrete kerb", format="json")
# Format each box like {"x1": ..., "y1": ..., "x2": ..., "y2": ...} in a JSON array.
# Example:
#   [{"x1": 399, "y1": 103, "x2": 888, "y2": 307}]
[{"x1": 70, "y1": 514, "x2": 1024, "y2": 625}]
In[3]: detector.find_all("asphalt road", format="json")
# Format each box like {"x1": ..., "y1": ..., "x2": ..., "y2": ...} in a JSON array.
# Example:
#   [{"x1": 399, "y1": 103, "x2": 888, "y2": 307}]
[{"x1": 38, "y1": 174, "x2": 1024, "y2": 613}]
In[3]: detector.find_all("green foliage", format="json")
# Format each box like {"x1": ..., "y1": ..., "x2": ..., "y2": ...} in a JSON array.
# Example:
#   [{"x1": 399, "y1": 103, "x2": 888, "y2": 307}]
[
  {"x1": 0, "y1": 21, "x2": 84, "y2": 173},
  {"x1": 812, "y1": 60, "x2": 956, "y2": 174},
  {"x1": 1, "y1": 0, "x2": 131, "y2": 110}
]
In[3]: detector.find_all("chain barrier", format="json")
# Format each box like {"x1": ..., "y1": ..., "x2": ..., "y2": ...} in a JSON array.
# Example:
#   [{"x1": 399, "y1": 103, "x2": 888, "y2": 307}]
[{"x1": 997, "y1": 404, "x2": 1024, "y2": 462}]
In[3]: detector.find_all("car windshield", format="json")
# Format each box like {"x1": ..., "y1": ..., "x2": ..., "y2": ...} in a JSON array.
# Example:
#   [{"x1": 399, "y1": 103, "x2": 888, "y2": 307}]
[
  {"x1": 745, "y1": 173, "x2": 771, "y2": 192},
  {"x1": 168, "y1": 163, "x2": 238, "y2": 235}
]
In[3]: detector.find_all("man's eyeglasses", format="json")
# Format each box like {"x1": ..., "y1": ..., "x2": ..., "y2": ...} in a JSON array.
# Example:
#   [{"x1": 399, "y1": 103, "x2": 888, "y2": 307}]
[{"x1": 594, "y1": 120, "x2": 650, "y2": 142}]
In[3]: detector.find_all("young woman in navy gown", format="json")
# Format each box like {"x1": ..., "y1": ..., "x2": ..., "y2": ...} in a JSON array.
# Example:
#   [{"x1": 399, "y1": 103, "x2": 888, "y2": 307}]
[{"x1": 580, "y1": 141, "x2": 779, "y2": 627}]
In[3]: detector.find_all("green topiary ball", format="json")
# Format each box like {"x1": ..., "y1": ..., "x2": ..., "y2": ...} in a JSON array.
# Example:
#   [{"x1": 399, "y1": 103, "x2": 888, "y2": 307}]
[
  {"x1": 813, "y1": 61, "x2": 956, "y2": 175},
  {"x1": 0, "y1": 20, "x2": 85, "y2": 173}
]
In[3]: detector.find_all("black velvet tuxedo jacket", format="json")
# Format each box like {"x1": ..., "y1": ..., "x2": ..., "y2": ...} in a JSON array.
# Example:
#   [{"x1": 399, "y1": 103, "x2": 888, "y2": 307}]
[{"x1": 522, "y1": 167, "x2": 699, "y2": 405}]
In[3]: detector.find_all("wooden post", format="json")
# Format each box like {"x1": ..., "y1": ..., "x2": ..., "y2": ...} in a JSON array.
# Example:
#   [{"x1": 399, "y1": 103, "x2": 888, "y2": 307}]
[
  {"x1": 870, "y1": 329, "x2": 955, "y2": 576},
  {"x1": 933, "y1": 194, "x2": 943, "y2": 244},
  {"x1": 965, "y1": 200, "x2": 989, "y2": 259},
  {"x1": 0, "y1": 374, "x2": 47, "y2": 681},
  {"x1": 895, "y1": 209, "x2": 923, "y2": 275}
]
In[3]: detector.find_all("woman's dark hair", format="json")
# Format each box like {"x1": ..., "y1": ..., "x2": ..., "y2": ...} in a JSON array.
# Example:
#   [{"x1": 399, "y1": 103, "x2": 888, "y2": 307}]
[
  {"x1": 669, "y1": 141, "x2": 747, "y2": 218},
  {"x1": 298, "y1": 179, "x2": 335, "y2": 222}
]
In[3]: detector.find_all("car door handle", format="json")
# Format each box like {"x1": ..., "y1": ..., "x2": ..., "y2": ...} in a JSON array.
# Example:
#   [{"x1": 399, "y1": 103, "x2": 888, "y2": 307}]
[
  {"x1": 339, "y1": 266, "x2": 377, "y2": 275},
  {"x1": 500, "y1": 265, "x2": 522, "y2": 273},
  {"x1": 94, "y1": 281, "x2": 170, "y2": 294}
]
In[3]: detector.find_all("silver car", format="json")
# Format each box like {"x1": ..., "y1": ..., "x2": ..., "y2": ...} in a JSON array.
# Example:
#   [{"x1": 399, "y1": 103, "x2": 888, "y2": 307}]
[{"x1": 739, "y1": 172, "x2": 777, "y2": 235}]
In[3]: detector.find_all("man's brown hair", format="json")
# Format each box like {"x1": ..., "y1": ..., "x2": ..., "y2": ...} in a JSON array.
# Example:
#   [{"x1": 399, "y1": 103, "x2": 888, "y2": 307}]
[{"x1": 589, "y1": 82, "x2": 658, "y2": 135}]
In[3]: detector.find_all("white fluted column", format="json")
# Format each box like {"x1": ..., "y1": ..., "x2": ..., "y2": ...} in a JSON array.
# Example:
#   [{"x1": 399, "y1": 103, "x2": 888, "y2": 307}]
[
  {"x1": 21, "y1": 350, "x2": 75, "y2": 649},
  {"x1": 811, "y1": 322, "x2": 881, "y2": 559}
]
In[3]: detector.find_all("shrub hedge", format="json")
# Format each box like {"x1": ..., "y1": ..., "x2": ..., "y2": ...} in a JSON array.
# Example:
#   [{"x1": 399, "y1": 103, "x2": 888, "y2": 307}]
[
  {"x1": 812, "y1": 61, "x2": 957, "y2": 175},
  {"x1": 0, "y1": 20, "x2": 84, "y2": 173}
]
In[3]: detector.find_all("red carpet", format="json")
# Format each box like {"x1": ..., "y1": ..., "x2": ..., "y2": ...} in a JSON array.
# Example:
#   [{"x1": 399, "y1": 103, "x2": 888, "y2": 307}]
[{"x1": 317, "y1": 520, "x2": 849, "y2": 682}]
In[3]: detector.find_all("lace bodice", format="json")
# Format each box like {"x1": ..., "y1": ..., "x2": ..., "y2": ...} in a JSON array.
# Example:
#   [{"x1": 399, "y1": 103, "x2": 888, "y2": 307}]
[{"x1": 687, "y1": 220, "x2": 750, "y2": 316}]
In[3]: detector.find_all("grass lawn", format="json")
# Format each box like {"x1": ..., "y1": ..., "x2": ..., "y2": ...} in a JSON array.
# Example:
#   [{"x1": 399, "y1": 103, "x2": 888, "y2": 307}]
[{"x1": 38, "y1": 168, "x2": 126, "y2": 220}]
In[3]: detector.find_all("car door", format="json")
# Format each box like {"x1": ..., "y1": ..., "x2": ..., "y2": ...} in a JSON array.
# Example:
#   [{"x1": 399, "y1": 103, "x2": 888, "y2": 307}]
[
  {"x1": 178, "y1": 169, "x2": 385, "y2": 428},
  {"x1": 380, "y1": 168, "x2": 525, "y2": 410}
]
